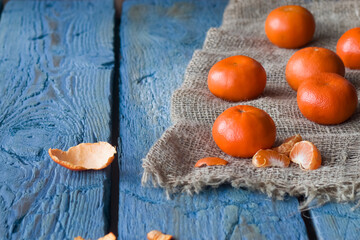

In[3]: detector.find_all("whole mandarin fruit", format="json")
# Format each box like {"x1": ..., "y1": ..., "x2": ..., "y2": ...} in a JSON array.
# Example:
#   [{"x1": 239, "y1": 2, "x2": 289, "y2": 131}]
[
  {"x1": 336, "y1": 27, "x2": 360, "y2": 69},
  {"x1": 212, "y1": 105, "x2": 276, "y2": 158},
  {"x1": 265, "y1": 5, "x2": 315, "y2": 49},
  {"x1": 286, "y1": 47, "x2": 345, "y2": 91},
  {"x1": 207, "y1": 55, "x2": 266, "y2": 102},
  {"x1": 297, "y1": 73, "x2": 358, "y2": 125}
]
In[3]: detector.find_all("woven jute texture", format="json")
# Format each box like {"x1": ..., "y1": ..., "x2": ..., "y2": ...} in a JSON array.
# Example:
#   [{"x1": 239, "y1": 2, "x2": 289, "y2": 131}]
[{"x1": 142, "y1": 0, "x2": 360, "y2": 208}]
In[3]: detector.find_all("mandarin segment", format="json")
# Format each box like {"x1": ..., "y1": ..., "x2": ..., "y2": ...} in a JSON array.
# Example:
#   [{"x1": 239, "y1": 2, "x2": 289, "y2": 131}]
[
  {"x1": 212, "y1": 105, "x2": 276, "y2": 158},
  {"x1": 49, "y1": 142, "x2": 116, "y2": 171},
  {"x1": 290, "y1": 141, "x2": 321, "y2": 170},
  {"x1": 194, "y1": 157, "x2": 229, "y2": 168},
  {"x1": 252, "y1": 149, "x2": 290, "y2": 168},
  {"x1": 272, "y1": 134, "x2": 302, "y2": 156}
]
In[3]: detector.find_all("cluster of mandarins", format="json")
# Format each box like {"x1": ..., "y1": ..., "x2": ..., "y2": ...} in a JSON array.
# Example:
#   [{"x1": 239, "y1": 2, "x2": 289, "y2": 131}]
[{"x1": 196, "y1": 5, "x2": 359, "y2": 170}]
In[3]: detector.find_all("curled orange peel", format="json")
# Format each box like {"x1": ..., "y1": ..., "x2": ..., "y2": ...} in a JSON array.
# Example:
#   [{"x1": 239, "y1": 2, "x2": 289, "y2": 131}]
[
  {"x1": 272, "y1": 134, "x2": 302, "y2": 156},
  {"x1": 49, "y1": 142, "x2": 116, "y2": 171},
  {"x1": 98, "y1": 232, "x2": 116, "y2": 240},
  {"x1": 194, "y1": 157, "x2": 229, "y2": 168},
  {"x1": 147, "y1": 230, "x2": 173, "y2": 240},
  {"x1": 74, "y1": 232, "x2": 116, "y2": 240}
]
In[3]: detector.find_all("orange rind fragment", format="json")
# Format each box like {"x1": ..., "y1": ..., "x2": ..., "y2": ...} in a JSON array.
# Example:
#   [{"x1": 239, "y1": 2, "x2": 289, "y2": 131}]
[
  {"x1": 147, "y1": 230, "x2": 173, "y2": 240},
  {"x1": 74, "y1": 232, "x2": 116, "y2": 240},
  {"x1": 272, "y1": 134, "x2": 302, "y2": 156},
  {"x1": 98, "y1": 232, "x2": 116, "y2": 240},
  {"x1": 49, "y1": 142, "x2": 116, "y2": 171},
  {"x1": 252, "y1": 149, "x2": 290, "y2": 168},
  {"x1": 290, "y1": 141, "x2": 321, "y2": 170},
  {"x1": 194, "y1": 157, "x2": 229, "y2": 168}
]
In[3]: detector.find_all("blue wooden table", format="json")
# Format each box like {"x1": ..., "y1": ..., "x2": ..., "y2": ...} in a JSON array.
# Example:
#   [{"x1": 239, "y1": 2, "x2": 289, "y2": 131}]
[{"x1": 1, "y1": 0, "x2": 360, "y2": 239}]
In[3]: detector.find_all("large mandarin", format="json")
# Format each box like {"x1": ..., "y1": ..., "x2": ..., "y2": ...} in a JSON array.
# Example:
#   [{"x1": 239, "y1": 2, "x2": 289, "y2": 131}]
[
  {"x1": 212, "y1": 105, "x2": 276, "y2": 158},
  {"x1": 265, "y1": 5, "x2": 315, "y2": 49},
  {"x1": 286, "y1": 47, "x2": 345, "y2": 91},
  {"x1": 337, "y1": 27, "x2": 360, "y2": 69},
  {"x1": 297, "y1": 73, "x2": 358, "y2": 125},
  {"x1": 207, "y1": 55, "x2": 266, "y2": 102}
]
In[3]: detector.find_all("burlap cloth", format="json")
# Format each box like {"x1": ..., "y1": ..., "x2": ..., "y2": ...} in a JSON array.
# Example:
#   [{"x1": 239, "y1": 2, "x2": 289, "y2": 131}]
[{"x1": 142, "y1": 0, "x2": 360, "y2": 208}]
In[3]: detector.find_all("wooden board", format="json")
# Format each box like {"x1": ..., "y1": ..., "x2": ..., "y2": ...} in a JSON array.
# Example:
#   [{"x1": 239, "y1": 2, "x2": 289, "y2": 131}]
[
  {"x1": 0, "y1": 1, "x2": 114, "y2": 239},
  {"x1": 310, "y1": 202, "x2": 360, "y2": 240},
  {"x1": 118, "y1": 0, "x2": 308, "y2": 239}
]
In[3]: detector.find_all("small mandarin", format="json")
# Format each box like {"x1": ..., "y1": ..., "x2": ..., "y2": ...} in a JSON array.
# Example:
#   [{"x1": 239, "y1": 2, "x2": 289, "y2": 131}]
[
  {"x1": 212, "y1": 105, "x2": 276, "y2": 158},
  {"x1": 337, "y1": 27, "x2": 360, "y2": 69},
  {"x1": 265, "y1": 5, "x2": 315, "y2": 49},
  {"x1": 285, "y1": 47, "x2": 345, "y2": 91},
  {"x1": 208, "y1": 55, "x2": 266, "y2": 102}
]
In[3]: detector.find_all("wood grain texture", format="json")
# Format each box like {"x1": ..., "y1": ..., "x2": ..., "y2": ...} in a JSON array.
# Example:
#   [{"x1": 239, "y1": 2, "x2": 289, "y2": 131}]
[
  {"x1": 0, "y1": 1, "x2": 114, "y2": 239},
  {"x1": 119, "y1": 0, "x2": 308, "y2": 239},
  {"x1": 310, "y1": 203, "x2": 360, "y2": 240}
]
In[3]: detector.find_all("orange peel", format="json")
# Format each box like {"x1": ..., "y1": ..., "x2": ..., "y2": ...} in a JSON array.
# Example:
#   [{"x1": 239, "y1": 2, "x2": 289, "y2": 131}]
[
  {"x1": 49, "y1": 142, "x2": 116, "y2": 171},
  {"x1": 147, "y1": 230, "x2": 173, "y2": 240},
  {"x1": 272, "y1": 134, "x2": 302, "y2": 156},
  {"x1": 98, "y1": 232, "x2": 116, "y2": 240},
  {"x1": 74, "y1": 232, "x2": 116, "y2": 240},
  {"x1": 194, "y1": 157, "x2": 229, "y2": 168}
]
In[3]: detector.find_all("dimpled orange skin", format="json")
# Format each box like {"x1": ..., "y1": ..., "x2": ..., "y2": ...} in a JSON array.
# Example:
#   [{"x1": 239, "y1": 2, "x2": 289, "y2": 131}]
[
  {"x1": 336, "y1": 27, "x2": 360, "y2": 69},
  {"x1": 207, "y1": 55, "x2": 266, "y2": 102},
  {"x1": 265, "y1": 5, "x2": 315, "y2": 49},
  {"x1": 212, "y1": 105, "x2": 276, "y2": 158},
  {"x1": 297, "y1": 73, "x2": 358, "y2": 125},
  {"x1": 286, "y1": 47, "x2": 345, "y2": 91}
]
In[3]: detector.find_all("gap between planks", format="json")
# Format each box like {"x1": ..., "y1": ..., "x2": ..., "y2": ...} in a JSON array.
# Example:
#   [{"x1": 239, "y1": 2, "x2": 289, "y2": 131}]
[
  {"x1": 298, "y1": 196, "x2": 318, "y2": 240},
  {"x1": 109, "y1": 13, "x2": 121, "y2": 237}
]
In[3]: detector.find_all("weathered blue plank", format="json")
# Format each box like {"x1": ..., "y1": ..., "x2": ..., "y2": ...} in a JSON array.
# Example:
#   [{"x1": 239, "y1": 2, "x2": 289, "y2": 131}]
[
  {"x1": 310, "y1": 203, "x2": 360, "y2": 240},
  {"x1": 0, "y1": 1, "x2": 114, "y2": 239},
  {"x1": 119, "y1": 0, "x2": 308, "y2": 239}
]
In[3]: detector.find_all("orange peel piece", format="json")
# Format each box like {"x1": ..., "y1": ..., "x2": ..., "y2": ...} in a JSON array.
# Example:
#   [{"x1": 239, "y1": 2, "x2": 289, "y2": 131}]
[
  {"x1": 98, "y1": 232, "x2": 116, "y2": 240},
  {"x1": 272, "y1": 134, "x2": 302, "y2": 156},
  {"x1": 252, "y1": 149, "x2": 290, "y2": 168},
  {"x1": 290, "y1": 141, "x2": 321, "y2": 170},
  {"x1": 49, "y1": 142, "x2": 116, "y2": 171},
  {"x1": 74, "y1": 232, "x2": 116, "y2": 240},
  {"x1": 147, "y1": 230, "x2": 173, "y2": 240},
  {"x1": 194, "y1": 157, "x2": 229, "y2": 168}
]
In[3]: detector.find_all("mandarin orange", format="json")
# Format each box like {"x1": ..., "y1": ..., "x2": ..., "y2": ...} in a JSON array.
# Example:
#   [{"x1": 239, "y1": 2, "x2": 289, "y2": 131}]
[
  {"x1": 286, "y1": 47, "x2": 345, "y2": 91},
  {"x1": 212, "y1": 105, "x2": 276, "y2": 158},
  {"x1": 297, "y1": 73, "x2": 358, "y2": 125},
  {"x1": 265, "y1": 5, "x2": 315, "y2": 49},
  {"x1": 207, "y1": 55, "x2": 266, "y2": 102},
  {"x1": 337, "y1": 27, "x2": 360, "y2": 69}
]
